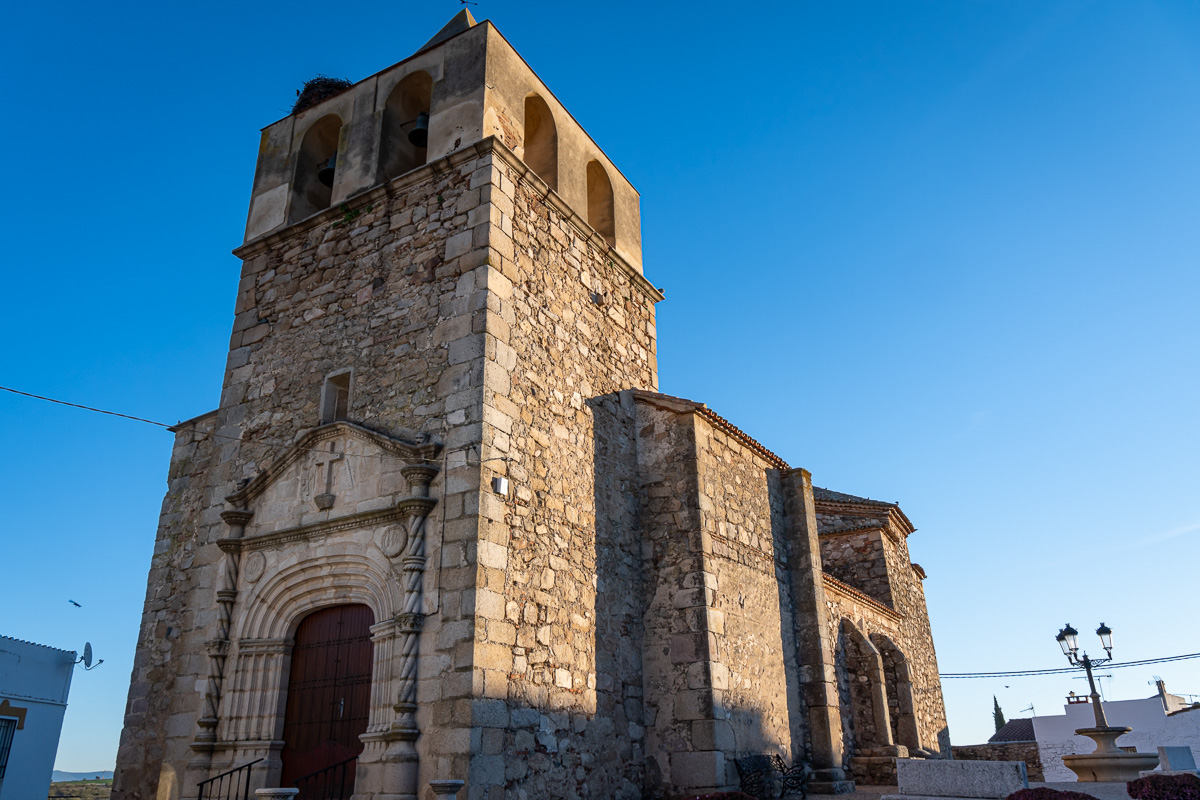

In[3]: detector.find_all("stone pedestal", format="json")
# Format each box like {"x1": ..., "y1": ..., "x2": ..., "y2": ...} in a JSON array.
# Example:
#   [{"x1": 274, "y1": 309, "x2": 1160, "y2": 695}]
[
  {"x1": 428, "y1": 779, "x2": 465, "y2": 800},
  {"x1": 1062, "y1": 727, "x2": 1161, "y2": 782}
]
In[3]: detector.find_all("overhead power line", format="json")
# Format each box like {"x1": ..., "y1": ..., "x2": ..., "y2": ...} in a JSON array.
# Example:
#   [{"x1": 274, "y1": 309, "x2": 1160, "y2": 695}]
[
  {"x1": 1, "y1": 385, "x2": 172, "y2": 428},
  {"x1": 940, "y1": 651, "x2": 1200, "y2": 679},
  {"x1": 0, "y1": 384, "x2": 511, "y2": 467}
]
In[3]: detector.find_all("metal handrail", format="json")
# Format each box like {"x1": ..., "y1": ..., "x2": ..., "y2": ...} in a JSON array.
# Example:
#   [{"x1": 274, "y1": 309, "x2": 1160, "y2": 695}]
[
  {"x1": 197, "y1": 758, "x2": 264, "y2": 800},
  {"x1": 294, "y1": 754, "x2": 358, "y2": 800}
]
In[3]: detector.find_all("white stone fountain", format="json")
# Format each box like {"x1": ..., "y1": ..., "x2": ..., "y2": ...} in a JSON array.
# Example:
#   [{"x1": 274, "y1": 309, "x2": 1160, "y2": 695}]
[{"x1": 1054, "y1": 624, "x2": 1160, "y2": 782}]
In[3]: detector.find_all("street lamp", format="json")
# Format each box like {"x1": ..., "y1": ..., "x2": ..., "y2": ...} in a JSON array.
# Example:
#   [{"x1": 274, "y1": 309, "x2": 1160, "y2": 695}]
[{"x1": 1055, "y1": 623, "x2": 1114, "y2": 728}]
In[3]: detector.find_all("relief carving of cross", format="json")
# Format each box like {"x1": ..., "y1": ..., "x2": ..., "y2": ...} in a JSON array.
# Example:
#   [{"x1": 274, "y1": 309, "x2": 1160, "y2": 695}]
[{"x1": 313, "y1": 441, "x2": 343, "y2": 509}]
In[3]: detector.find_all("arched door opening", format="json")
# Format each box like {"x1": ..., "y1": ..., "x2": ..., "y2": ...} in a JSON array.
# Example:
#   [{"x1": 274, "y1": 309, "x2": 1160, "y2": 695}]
[{"x1": 280, "y1": 604, "x2": 375, "y2": 797}]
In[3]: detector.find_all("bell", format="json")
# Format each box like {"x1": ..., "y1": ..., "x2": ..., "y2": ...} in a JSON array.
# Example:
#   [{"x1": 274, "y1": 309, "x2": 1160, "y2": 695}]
[
  {"x1": 318, "y1": 153, "x2": 337, "y2": 187},
  {"x1": 408, "y1": 112, "x2": 430, "y2": 148}
]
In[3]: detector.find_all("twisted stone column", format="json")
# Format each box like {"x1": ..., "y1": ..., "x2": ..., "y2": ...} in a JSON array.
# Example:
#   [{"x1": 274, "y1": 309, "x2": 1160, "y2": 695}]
[
  {"x1": 382, "y1": 464, "x2": 439, "y2": 800},
  {"x1": 193, "y1": 509, "x2": 253, "y2": 750}
]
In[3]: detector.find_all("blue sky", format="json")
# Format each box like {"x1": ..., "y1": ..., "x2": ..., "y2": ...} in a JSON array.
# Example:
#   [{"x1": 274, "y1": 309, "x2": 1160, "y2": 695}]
[{"x1": 2, "y1": 0, "x2": 1197, "y2": 772}]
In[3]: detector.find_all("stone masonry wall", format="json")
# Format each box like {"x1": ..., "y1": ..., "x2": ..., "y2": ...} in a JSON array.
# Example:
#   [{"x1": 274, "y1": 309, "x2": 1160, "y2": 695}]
[
  {"x1": 820, "y1": 530, "x2": 893, "y2": 607},
  {"x1": 953, "y1": 742, "x2": 1044, "y2": 781},
  {"x1": 114, "y1": 143, "x2": 506, "y2": 799},
  {"x1": 821, "y1": 528, "x2": 949, "y2": 758},
  {"x1": 112, "y1": 412, "x2": 221, "y2": 800},
  {"x1": 631, "y1": 397, "x2": 812, "y2": 794},
  {"x1": 463, "y1": 151, "x2": 659, "y2": 800},
  {"x1": 692, "y1": 418, "x2": 801, "y2": 778},
  {"x1": 879, "y1": 532, "x2": 949, "y2": 756},
  {"x1": 635, "y1": 401, "x2": 709, "y2": 796}
]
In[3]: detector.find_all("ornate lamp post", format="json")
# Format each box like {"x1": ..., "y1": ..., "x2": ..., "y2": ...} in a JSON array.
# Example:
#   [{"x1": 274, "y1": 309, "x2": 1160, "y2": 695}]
[
  {"x1": 1054, "y1": 622, "x2": 1159, "y2": 781},
  {"x1": 1055, "y1": 623, "x2": 1113, "y2": 728}
]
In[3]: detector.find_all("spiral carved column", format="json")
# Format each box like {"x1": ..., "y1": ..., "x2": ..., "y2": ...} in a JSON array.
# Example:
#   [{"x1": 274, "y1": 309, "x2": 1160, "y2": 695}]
[
  {"x1": 383, "y1": 464, "x2": 439, "y2": 800},
  {"x1": 192, "y1": 508, "x2": 253, "y2": 752}
]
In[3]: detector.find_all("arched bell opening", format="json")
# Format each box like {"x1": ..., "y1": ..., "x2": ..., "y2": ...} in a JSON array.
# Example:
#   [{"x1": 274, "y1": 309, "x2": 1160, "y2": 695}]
[
  {"x1": 523, "y1": 93, "x2": 558, "y2": 191},
  {"x1": 380, "y1": 71, "x2": 433, "y2": 182},
  {"x1": 290, "y1": 114, "x2": 343, "y2": 223},
  {"x1": 278, "y1": 604, "x2": 375, "y2": 796},
  {"x1": 586, "y1": 160, "x2": 616, "y2": 247}
]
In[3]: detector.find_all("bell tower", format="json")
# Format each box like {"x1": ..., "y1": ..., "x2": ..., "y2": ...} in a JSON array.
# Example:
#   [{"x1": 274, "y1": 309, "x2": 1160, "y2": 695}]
[{"x1": 114, "y1": 11, "x2": 662, "y2": 800}]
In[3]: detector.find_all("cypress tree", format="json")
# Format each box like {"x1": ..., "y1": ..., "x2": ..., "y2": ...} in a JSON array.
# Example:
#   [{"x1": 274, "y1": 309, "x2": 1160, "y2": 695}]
[{"x1": 993, "y1": 695, "x2": 1007, "y2": 733}]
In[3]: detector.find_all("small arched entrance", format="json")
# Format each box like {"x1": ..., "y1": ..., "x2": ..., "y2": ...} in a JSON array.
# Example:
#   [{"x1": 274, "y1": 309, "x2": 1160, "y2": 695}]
[
  {"x1": 280, "y1": 604, "x2": 375, "y2": 796},
  {"x1": 835, "y1": 619, "x2": 894, "y2": 760},
  {"x1": 872, "y1": 634, "x2": 921, "y2": 752}
]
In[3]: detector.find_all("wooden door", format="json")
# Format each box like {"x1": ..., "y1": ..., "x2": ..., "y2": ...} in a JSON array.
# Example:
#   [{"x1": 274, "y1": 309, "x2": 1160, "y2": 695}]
[{"x1": 280, "y1": 604, "x2": 375, "y2": 796}]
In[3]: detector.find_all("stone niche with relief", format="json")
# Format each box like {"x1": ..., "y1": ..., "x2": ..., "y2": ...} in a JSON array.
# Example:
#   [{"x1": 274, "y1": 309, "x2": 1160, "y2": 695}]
[{"x1": 219, "y1": 421, "x2": 444, "y2": 616}]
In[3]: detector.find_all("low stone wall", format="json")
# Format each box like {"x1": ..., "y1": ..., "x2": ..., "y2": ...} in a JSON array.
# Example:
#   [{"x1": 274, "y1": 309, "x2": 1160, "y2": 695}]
[{"x1": 953, "y1": 742, "x2": 1044, "y2": 781}]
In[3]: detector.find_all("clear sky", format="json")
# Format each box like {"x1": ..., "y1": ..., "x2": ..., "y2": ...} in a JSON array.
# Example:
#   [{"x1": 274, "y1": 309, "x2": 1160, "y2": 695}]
[{"x1": 2, "y1": 0, "x2": 1198, "y2": 773}]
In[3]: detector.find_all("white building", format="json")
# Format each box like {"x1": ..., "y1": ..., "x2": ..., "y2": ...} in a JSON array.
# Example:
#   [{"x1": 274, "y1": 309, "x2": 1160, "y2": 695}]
[
  {"x1": 0, "y1": 636, "x2": 76, "y2": 800},
  {"x1": 1034, "y1": 681, "x2": 1200, "y2": 781}
]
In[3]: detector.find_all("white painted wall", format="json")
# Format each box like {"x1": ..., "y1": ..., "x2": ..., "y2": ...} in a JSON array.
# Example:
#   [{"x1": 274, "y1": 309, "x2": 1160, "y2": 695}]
[
  {"x1": 1033, "y1": 693, "x2": 1200, "y2": 781},
  {"x1": 0, "y1": 636, "x2": 75, "y2": 800}
]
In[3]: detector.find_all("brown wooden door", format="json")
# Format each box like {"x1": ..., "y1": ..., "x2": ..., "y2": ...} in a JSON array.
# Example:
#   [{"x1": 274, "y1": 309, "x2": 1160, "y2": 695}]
[{"x1": 280, "y1": 604, "x2": 374, "y2": 796}]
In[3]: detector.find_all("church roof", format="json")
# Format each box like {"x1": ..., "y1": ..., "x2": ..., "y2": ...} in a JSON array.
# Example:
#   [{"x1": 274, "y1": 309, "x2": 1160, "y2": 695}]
[
  {"x1": 812, "y1": 487, "x2": 897, "y2": 507},
  {"x1": 419, "y1": 9, "x2": 477, "y2": 53},
  {"x1": 988, "y1": 718, "x2": 1035, "y2": 743}
]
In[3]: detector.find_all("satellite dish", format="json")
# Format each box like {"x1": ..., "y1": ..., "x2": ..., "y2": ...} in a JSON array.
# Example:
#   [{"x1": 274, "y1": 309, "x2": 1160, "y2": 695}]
[{"x1": 75, "y1": 642, "x2": 103, "y2": 670}]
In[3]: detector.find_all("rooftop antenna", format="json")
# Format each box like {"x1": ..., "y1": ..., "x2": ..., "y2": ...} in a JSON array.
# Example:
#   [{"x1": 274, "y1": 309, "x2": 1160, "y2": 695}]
[
  {"x1": 1074, "y1": 673, "x2": 1111, "y2": 700},
  {"x1": 75, "y1": 642, "x2": 104, "y2": 671},
  {"x1": 1021, "y1": 703, "x2": 1036, "y2": 716}
]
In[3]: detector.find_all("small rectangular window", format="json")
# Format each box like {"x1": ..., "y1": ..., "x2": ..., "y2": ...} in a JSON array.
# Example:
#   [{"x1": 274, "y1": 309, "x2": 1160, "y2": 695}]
[{"x1": 321, "y1": 372, "x2": 352, "y2": 424}]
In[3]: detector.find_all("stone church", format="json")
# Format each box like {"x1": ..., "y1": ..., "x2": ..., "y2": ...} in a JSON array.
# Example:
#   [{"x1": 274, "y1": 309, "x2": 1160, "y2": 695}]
[{"x1": 112, "y1": 12, "x2": 950, "y2": 800}]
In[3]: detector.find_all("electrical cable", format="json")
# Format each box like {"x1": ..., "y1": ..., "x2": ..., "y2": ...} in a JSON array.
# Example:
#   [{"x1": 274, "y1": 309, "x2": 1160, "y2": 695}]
[
  {"x1": 0, "y1": 385, "x2": 173, "y2": 428},
  {"x1": 0, "y1": 384, "x2": 512, "y2": 468},
  {"x1": 939, "y1": 652, "x2": 1200, "y2": 679}
]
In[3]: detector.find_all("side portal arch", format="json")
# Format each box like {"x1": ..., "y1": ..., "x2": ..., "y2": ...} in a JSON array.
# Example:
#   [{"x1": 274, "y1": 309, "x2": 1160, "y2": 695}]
[
  {"x1": 871, "y1": 633, "x2": 921, "y2": 751},
  {"x1": 835, "y1": 619, "x2": 895, "y2": 761}
]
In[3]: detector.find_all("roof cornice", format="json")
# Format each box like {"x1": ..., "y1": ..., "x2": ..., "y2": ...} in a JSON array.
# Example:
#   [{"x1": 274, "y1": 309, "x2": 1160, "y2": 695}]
[{"x1": 822, "y1": 573, "x2": 903, "y2": 622}]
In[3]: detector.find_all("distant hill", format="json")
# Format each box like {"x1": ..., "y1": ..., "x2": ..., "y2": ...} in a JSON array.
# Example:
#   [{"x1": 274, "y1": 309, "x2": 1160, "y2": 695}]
[{"x1": 51, "y1": 770, "x2": 113, "y2": 782}]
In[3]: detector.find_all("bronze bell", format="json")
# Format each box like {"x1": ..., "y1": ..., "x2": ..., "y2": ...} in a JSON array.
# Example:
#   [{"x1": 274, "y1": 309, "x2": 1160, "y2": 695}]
[
  {"x1": 408, "y1": 112, "x2": 429, "y2": 148},
  {"x1": 318, "y1": 153, "x2": 337, "y2": 187}
]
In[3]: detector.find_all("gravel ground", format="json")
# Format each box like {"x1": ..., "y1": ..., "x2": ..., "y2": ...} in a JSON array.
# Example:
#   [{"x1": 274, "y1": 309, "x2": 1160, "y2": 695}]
[{"x1": 809, "y1": 781, "x2": 1130, "y2": 799}]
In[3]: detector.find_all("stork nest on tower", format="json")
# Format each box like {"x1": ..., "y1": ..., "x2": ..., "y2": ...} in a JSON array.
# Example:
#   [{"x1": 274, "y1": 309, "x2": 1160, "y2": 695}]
[{"x1": 293, "y1": 76, "x2": 353, "y2": 113}]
